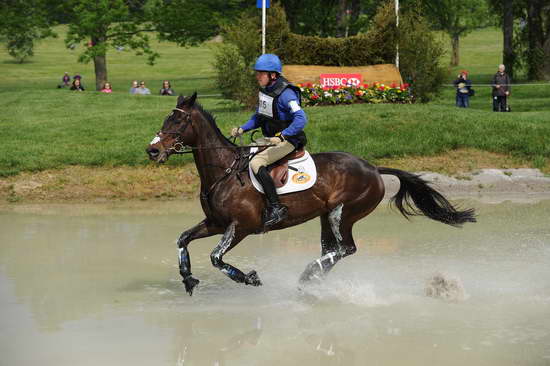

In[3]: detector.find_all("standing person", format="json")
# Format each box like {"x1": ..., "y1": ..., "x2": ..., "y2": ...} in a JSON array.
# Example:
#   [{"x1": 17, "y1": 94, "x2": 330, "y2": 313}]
[
  {"x1": 137, "y1": 81, "x2": 151, "y2": 95},
  {"x1": 492, "y1": 64, "x2": 511, "y2": 112},
  {"x1": 229, "y1": 54, "x2": 308, "y2": 227},
  {"x1": 129, "y1": 80, "x2": 139, "y2": 94},
  {"x1": 453, "y1": 71, "x2": 472, "y2": 108},
  {"x1": 70, "y1": 79, "x2": 85, "y2": 91},
  {"x1": 159, "y1": 80, "x2": 175, "y2": 96},
  {"x1": 100, "y1": 82, "x2": 112, "y2": 93}
]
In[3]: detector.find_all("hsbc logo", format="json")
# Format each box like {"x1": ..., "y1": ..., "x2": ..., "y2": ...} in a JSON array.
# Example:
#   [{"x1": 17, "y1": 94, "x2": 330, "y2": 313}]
[{"x1": 320, "y1": 73, "x2": 363, "y2": 87}]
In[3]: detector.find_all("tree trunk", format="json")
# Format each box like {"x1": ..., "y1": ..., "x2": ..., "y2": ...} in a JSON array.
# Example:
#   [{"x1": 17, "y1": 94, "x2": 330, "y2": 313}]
[
  {"x1": 348, "y1": 0, "x2": 361, "y2": 36},
  {"x1": 91, "y1": 36, "x2": 108, "y2": 91},
  {"x1": 335, "y1": 0, "x2": 348, "y2": 37},
  {"x1": 450, "y1": 34, "x2": 459, "y2": 66},
  {"x1": 527, "y1": 0, "x2": 544, "y2": 80},
  {"x1": 502, "y1": 0, "x2": 515, "y2": 79},
  {"x1": 93, "y1": 54, "x2": 108, "y2": 91}
]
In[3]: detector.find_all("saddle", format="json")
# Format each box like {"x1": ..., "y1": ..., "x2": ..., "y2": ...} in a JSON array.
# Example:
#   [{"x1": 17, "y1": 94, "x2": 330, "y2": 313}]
[
  {"x1": 248, "y1": 146, "x2": 316, "y2": 195},
  {"x1": 262, "y1": 148, "x2": 305, "y2": 188}
]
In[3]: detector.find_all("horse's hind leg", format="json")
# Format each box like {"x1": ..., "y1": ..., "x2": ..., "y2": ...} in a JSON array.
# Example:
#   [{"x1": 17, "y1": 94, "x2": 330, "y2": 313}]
[
  {"x1": 210, "y1": 223, "x2": 262, "y2": 286},
  {"x1": 299, "y1": 204, "x2": 354, "y2": 283}
]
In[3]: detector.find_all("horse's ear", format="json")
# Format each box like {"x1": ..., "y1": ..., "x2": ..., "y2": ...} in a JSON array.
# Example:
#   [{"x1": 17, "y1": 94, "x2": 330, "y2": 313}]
[{"x1": 187, "y1": 92, "x2": 197, "y2": 107}]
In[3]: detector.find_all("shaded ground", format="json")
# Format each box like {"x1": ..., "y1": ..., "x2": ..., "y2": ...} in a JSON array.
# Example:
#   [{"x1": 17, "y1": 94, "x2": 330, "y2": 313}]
[{"x1": 0, "y1": 149, "x2": 548, "y2": 204}]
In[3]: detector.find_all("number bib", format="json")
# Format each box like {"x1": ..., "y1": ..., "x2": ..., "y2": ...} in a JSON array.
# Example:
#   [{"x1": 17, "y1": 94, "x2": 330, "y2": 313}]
[{"x1": 258, "y1": 92, "x2": 274, "y2": 118}]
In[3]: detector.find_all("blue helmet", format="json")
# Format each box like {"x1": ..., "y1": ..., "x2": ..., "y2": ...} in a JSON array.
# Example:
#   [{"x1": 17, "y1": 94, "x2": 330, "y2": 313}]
[{"x1": 254, "y1": 54, "x2": 282, "y2": 73}]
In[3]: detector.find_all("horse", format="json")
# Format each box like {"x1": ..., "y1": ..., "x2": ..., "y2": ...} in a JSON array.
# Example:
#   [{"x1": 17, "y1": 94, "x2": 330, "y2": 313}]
[{"x1": 146, "y1": 93, "x2": 476, "y2": 296}]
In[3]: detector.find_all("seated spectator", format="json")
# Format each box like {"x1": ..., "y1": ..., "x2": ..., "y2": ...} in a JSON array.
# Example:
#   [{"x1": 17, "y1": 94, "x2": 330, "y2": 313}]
[
  {"x1": 101, "y1": 82, "x2": 112, "y2": 93},
  {"x1": 74, "y1": 73, "x2": 82, "y2": 81},
  {"x1": 137, "y1": 81, "x2": 151, "y2": 95},
  {"x1": 70, "y1": 79, "x2": 85, "y2": 91},
  {"x1": 62, "y1": 72, "x2": 70, "y2": 87},
  {"x1": 453, "y1": 71, "x2": 472, "y2": 108},
  {"x1": 159, "y1": 80, "x2": 175, "y2": 96},
  {"x1": 57, "y1": 72, "x2": 71, "y2": 89},
  {"x1": 129, "y1": 80, "x2": 139, "y2": 94}
]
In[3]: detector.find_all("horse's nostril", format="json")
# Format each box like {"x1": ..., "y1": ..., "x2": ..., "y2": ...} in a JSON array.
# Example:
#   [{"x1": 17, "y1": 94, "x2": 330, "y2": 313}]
[{"x1": 148, "y1": 148, "x2": 159, "y2": 158}]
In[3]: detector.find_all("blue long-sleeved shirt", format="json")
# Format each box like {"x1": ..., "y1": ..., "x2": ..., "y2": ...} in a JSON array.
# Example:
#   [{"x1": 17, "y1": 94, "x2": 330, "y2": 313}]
[{"x1": 240, "y1": 87, "x2": 307, "y2": 137}]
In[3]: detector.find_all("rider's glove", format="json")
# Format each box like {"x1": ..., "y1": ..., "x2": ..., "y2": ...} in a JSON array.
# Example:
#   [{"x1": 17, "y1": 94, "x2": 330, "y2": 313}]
[
  {"x1": 268, "y1": 134, "x2": 285, "y2": 144},
  {"x1": 230, "y1": 127, "x2": 244, "y2": 137}
]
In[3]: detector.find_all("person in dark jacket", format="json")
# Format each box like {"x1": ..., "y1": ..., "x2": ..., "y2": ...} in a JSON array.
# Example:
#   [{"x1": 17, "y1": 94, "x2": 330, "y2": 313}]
[
  {"x1": 453, "y1": 70, "x2": 472, "y2": 108},
  {"x1": 70, "y1": 79, "x2": 85, "y2": 91},
  {"x1": 230, "y1": 54, "x2": 308, "y2": 227},
  {"x1": 492, "y1": 64, "x2": 511, "y2": 112},
  {"x1": 159, "y1": 80, "x2": 175, "y2": 96}
]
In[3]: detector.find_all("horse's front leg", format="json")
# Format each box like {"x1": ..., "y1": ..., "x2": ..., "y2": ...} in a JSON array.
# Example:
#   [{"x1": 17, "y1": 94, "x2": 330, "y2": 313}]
[
  {"x1": 210, "y1": 223, "x2": 262, "y2": 286},
  {"x1": 177, "y1": 219, "x2": 223, "y2": 295}
]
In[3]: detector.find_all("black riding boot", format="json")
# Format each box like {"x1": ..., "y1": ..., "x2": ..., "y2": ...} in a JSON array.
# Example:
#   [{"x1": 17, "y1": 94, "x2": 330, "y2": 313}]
[{"x1": 255, "y1": 166, "x2": 288, "y2": 227}]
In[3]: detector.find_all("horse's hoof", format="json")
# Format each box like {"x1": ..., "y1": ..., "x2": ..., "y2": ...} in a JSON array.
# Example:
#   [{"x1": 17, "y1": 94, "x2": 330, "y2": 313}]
[
  {"x1": 183, "y1": 276, "x2": 200, "y2": 296},
  {"x1": 245, "y1": 270, "x2": 262, "y2": 286}
]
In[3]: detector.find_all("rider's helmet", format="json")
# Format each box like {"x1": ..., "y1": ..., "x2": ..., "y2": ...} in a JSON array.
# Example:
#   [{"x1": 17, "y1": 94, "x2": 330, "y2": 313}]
[{"x1": 254, "y1": 54, "x2": 282, "y2": 73}]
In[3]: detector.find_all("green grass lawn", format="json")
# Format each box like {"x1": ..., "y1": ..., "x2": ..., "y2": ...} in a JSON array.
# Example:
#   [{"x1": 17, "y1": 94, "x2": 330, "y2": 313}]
[{"x1": 0, "y1": 26, "x2": 548, "y2": 177}]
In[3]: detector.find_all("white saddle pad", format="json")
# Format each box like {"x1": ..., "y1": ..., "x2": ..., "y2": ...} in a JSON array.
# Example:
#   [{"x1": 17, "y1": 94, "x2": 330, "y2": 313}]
[{"x1": 249, "y1": 148, "x2": 317, "y2": 195}]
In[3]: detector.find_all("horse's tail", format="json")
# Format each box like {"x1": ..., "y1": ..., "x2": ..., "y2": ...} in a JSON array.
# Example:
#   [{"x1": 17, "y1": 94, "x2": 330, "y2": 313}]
[{"x1": 377, "y1": 167, "x2": 476, "y2": 227}]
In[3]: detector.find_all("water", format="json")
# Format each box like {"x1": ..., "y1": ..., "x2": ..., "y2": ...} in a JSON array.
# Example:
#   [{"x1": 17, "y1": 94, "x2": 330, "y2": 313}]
[{"x1": 1, "y1": 199, "x2": 549, "y2": 366}]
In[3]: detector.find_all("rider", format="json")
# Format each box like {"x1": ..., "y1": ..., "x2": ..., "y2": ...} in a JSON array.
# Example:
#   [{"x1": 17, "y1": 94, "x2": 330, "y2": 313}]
[{"x1": 231, "y1": 54, "x2": 308, "y2": 227}]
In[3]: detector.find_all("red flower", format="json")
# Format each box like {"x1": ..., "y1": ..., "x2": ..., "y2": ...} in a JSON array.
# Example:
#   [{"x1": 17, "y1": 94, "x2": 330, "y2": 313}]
[
  {"x1": 322, "y1": 86, "x2": 330, "y2": 91},
  {"x1": 403, "y1": 83, "x2": 410, "y2": 88},
  {"x1": 378, "y1": 86, "x2": 385, "y2": 91},
  {"x1": 362, "y1": 83, "x2": 369, "y2": 88},
  {"x1": 311, "y1": 94, "x2": 319, "y2": 100},
  {"x1": 390, "y1": 82, "x2": 397, "y2": 88},
  {"x1": 306, "y1": 82, "x2": 313, "y2": 88}
]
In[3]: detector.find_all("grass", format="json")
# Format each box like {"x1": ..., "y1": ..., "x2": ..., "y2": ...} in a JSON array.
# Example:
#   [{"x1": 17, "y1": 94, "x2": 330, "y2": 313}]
[{"x1": 0, "y1": 26, "x2": 549, "y2": 182}]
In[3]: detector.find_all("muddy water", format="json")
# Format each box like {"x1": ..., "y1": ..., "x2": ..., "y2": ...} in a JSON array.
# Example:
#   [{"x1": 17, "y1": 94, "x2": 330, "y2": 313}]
[{"x1": 1, "y1": 199, "x2": 549, "y2": 366}]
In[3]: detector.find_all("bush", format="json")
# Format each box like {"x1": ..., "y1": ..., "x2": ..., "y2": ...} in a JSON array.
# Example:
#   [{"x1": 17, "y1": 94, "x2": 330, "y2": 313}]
[
  {"x1": 398, "y1": 8, "x2": 447, "y2": 102},
  {"x1": 278, "y1": 2, "x2": 396, "y2": 66}
]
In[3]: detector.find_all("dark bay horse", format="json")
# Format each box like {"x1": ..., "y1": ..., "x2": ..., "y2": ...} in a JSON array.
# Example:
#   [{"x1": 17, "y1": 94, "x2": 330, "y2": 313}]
[{"x1": 146, "y1": 94, "x2": 476, "y2": 295}]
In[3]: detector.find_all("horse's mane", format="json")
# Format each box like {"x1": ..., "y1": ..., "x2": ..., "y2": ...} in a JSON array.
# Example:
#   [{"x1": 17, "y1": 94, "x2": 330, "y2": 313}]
[{"x1": 194, "y1": 103, "x2": 237, "y2": 147}]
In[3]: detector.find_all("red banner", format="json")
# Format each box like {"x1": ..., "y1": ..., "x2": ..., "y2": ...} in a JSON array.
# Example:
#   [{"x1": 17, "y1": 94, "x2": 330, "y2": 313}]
[{"x1": 320, "y1": 73, "x2": 363, "y2": 87}]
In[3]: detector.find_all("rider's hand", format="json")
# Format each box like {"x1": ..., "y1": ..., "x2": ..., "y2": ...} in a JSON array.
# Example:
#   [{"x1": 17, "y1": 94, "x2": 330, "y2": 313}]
[
  {"x1": 230, "y1": 127, "x2": 244, "y2": 137},
  {"x1": 267, "y1": 134, "x2": 285, "y2": 145}
]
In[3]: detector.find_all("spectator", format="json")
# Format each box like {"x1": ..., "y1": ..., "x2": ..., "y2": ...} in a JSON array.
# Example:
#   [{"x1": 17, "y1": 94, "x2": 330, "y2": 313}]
[
  {"x1": 453, "y1": 71, "x2": 472, "y2": 108},
  {"x1": 137, "y1": 81, "x2": 151, "y2": 95},
  {"x1": 70, "y1": 79, "x2": 85, "y2": 91},
  {"x1": 492, "y1": 64, "x2": 511, "y2": 112},
  {"x1": 62, "y1": 72, "x2": 71, "y2": 87},
  {"x1": 129, "y1": 80, "x2": 139, "y2": 94},
  {"x1": 101, "y1": 82, "x2": 112, "y2": 93},
  {"x1": 159, "y1": 80, "x2": 175, "y2": 96},
  {"x1": 74, "y1": 73, "x2": 82, "y2": 81}
]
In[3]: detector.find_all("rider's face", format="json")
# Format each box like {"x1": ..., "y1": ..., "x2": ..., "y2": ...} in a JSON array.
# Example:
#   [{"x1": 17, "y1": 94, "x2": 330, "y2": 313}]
[{"x1": 255, "y1": 71, "x2": 271, "y2": 87}]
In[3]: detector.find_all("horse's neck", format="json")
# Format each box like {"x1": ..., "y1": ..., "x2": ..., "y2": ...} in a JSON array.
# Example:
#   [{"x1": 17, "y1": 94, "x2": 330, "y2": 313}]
[{"x1": 192, "y1": 115, "x2": 236, "y2": 190}]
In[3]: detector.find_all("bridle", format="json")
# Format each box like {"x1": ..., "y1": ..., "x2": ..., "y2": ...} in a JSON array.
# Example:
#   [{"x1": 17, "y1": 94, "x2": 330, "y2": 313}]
[{"x1": 156, "y1": 107, "x2": 194, "y2": 154}]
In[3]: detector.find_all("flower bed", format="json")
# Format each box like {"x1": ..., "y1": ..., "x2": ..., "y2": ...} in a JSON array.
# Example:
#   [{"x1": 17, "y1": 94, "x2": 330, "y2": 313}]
[{"x1": 297, "y1": 82, "x2": 412, "y2": 106}]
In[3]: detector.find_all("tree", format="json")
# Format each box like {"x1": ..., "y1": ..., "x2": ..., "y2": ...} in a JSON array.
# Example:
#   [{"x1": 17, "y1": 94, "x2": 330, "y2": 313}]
[
  {"x1": 525, "y1": 0, "x2": 549, "y2": 80},
  {"x1": 423, "y1": 0, "x2": 491, "y2": 66},
  {"x1": 490, "y1": 0, "x2": 550, "y2": 80},
  {"x1": 0, "y1": 0, "x2": 55, "y2": 63},
  {"x1": 60, "y1": 0, "x2": 250, "y2": 90},
  {"x1": 502, "y1": 0, "x2": 515, "y2": 79}
]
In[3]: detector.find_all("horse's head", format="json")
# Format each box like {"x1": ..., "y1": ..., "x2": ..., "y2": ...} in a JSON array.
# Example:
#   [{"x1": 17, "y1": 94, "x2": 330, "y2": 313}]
[{"x1": 146, "y1": 93, "x2": 198, "y2": 163}]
